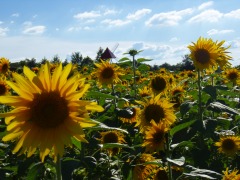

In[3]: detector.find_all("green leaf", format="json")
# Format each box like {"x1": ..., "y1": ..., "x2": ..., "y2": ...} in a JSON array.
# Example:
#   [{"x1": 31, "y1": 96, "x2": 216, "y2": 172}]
[
  {"x1": 137, "y1": 64, "x2": 150, "y2": 71},
  {"x1": 27, "y1": 162, "x2": 44, "y2": 180},
  {"x1": 71, "y1": 137, "x2": 81, "y2": 150},
  {"x1": 89, "y1": 120, "x2": 128, "y2": 134},
  {"x1": 86, "y1": 91, "x2": 116, "y2": 99},
  {"x1": 142, "y1": 159, "x2": 163, "y2": 166},
  {"x1": 166, "y1": 157, "x2": 185, "y2": 166},
  {"x1": 118, "y1": 57, "x2": 130, "y2": 62},
  {"x1": 99, "y1": 143, "x2": 133, "y2": 149},
  {"x1": 170, "y1": 120, "x2": 196, "y2": 137},
  {"x1": 171, "y1": 141, "x2": 195, "y2": 150},
  {"x1": 180, "y1": 101, "x2": 196, "y2": 116},
  {"x1": 207, "y1": 101, "x2": 240, "y2": 115},
  {"x1": 136, "y1": 58, "x2": 152, "y2": 63},
  {"x1": 203, "y1": 85, "x2": 217, "y2": 99},
  {"x1": 217, "y1": 118, "x2": 231, "y2": 130}
]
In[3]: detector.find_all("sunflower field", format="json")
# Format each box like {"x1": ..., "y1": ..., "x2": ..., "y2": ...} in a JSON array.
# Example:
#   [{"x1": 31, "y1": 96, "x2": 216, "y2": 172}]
[{"x1": 0, "y1": 37, "x2": 240, "y2": 180}]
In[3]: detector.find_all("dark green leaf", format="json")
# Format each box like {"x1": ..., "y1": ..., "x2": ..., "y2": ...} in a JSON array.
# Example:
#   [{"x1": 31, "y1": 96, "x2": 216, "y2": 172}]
[
  {"x1": 99, "y1": 143, "x2": 133, "y2": 149},
  {"x1": 27, "y1": 162, "x2": 44, "y2": 180},
  {"x1": 171, "y1": 141, "x2": 195, "y2": 150},
  {"x1": 118, "y1": 57, "x2": 130, "y2": 62},
  {"x1": 166, "y1": 157, "x2": 185, "y2": 166},
  {"x1": 136, "y1": 58, "x2": 152, "y2": 63},
  {"x1": 208, "y1": 101, "x2": 240, "y2": 115},
  {"x1": 71, "y1": 137, "x2": 81, "y2": 150},
  {"x1": 180, "y1": 101, "x2": 196, "y2": 116},
  {"x1": 203, "y1": 85, "x2": 217, "y2": 99},
  {"x1": 170, "y1": 120, "x2": 196, "y2": 137}
]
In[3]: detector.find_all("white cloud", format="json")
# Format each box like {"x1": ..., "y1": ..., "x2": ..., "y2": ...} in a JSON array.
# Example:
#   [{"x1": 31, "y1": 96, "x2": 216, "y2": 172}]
[
  {"x1": 0, "y1": 21, "x2": 3, "y2": 25},
  {"x1": 188, "y1": 9, "x2": 223, "y2": 23},
  {"x1": 22, "y1": 26, "x2": 46, "y2": 35},
  {"x1": 145, "y1": 8, "x2": 193, "y2": 27},
  {"x1": 22, "y1": 21, "x2": 33, "y2": 27},
  {"x1": 198, "y1": 1, "x2": 214, "y2": 10},
  {"x1": 85, "y1": 19, "x2": 95, "y2": 23},
  {"x1": 0, "y1": 27, "x2": 8, "y2": 36},
  {"x1": 207, "y1": 29, "x2": 234, "y2": 35},
  {"x1": 224, "y1": 9, "x2": 240, "y2": 19},
  {"x1": 73, "y1": 11, "x2": 101, "y2": 19},
  {"x1": 104, "y1": 9, "x2": 119, "y2": 16},
  {"x1": 169, "y1": 37, "x2": 179, "y2": 42},
  {"x1": 101, "y1": 19, "x2": 131, "y2": 26},
  {"x1": 11, "y1": 13, "x2": 19, "y2": 17},
  {"x1": 127, "y1": 9, "x2": 151, "y2": 20}
]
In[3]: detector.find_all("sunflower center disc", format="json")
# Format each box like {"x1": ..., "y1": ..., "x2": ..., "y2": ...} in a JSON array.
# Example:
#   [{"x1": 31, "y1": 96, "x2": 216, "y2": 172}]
[
  {"x1": 151, "y1": 76, "x2": 166, "y2": 92},
  {"x1": 0, "y1": 84, "x2": 7, "y2": 95},
  {"x1": 228, "y1": 72, "x2": 238, "y2": 80},
  {"x1": 102, "y1": 67, "x2": 114, "y2": 79},
  {"x1": 31, "y1": 91, "x2": 69, "y2": 128},
  {"x1": 153, "y1": 131, "x2": 164, "y2": 143},
  {"x1": 103, "y1": 132, "x2": 118, "y2": 143},
  {"x1": 222, "y1": 139, "x2": 236, "y2": 151},
  {"x1": 145, "y1": 104, "x2": 165, "y2": 123},
  {"x1": 195, "y1": 49, "x2": 210, "y2": 64}
]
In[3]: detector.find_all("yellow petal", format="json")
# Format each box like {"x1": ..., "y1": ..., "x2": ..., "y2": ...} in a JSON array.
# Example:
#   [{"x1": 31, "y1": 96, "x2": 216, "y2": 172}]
[
  {"x1": 7, "y1": 81, "x2": 33, "y2": 100},
  {"x1": 58, "y1": 63, "x2": 72, "y2": 90},
  {"x1": 12, "y1": 131, "x2": 29, "y2": 153},
  {"x1": 86, "y1": 102, "x2": 104, "y2": 112},
  {"x1": 23, "y1": 66, "x2": 44, "y2": 91},
  {"x1": 51, "y1": 63, "x2": 62, "y2": 91},
  {"x1": 0, "y1": 96, "x2": 30, "y2": 106},
  {"x1": 43, "y1": 62, "x2": 51, "y2": 91},
  {"x1": 2, "y1": 131, "x2": 23, "y2": 141}
]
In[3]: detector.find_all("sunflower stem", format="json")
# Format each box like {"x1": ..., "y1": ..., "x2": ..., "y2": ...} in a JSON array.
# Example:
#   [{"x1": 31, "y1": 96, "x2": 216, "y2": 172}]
[
  {"x1": 56, "y1": 155, "x2": 62, "y2": 180},
  {"x1": 166, "y1": 133, "x2": 173, "y2": 180},
  {"x1": 197, "y1": 69, "x2": 203, "y2": 123},
  {"x1": 132, "y1": 55, "x2": 137, "y2": 98}
]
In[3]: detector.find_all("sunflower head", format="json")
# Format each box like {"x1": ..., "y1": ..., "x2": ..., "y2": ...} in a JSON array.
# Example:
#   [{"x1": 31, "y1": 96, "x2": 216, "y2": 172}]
[
  {"x1": 215, "y1": 135, "x2": 240, "y2": 156},
  {"x1": 120, "y1": 105, "x2": 140, "y2": 124},
  {"x1": 142, "y1": 120, "x2": 169, "y2": 152},
  {"x1": 0, "y1": 76, "x2": 10, "y2": 95},
  {"x1": 150, "y1": 75, "x2": 169, "y2": 95},
  {"x1": 136, "y1": 95, "x2": 176, "y2": 132},
  {"x1": 99, "y1": 130, "x2": 126, "y2": 156},
  {"x1": 223, "y1": 68, "x2": 240, "y2": 85},
  {"x1": 188, "y1": 37, "x2": 221, "y2": 71},
  {"x1": 92, "y1": 60, "x2": 123, "y2": 86},
  {"x1": 138, "y1": 86, "x2": 151, "y2": 98},
  {"x1": 222, "y1": 168, "x2": 240, "y2": 180},
  {"x1": 153, "y1": 167, "x2": 169, "y2": 180},
  {"x1": 0, "y1": 62, "x2": 104, "y2": 162},
  {"x1": 0, "y1": 57, "x2": 10, "y2": 75}
]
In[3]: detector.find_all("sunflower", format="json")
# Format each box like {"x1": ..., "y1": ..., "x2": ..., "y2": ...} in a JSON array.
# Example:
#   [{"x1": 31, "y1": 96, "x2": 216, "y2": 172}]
[
  {"x1": 0, "y1": 62, "x2": 104, "y2": 162},
  {"x1": 0, "y1": 57, "x2": 10, "y2": 75},
  {"x1": 153, "y1": 167, "x2": 169, "y2": 180},
  {"x1": 92, "y1": 59, "x2": 123, "y2": 86},
  {"x1": 215, "y1": 40, "x2": 232, "y2": 69},
  {"x1": 170, "y1": 86, "x2": 185, "y2": 100},
  {"x1": 119, "y1": 105, "x2": 140, "y2": 124},
  {"x1": 136, "y1": 94, "x2": 176, "y2": 132},
  {"x1": 138, "y1": 86, "x2": 151, "y2": 98},
  {"x1": 150, "y1": 75, "x2": 169, "y2": 95},
  {"x1": 222, "y1": 168, "x2": 240, "y2": 180},
  {"x1": 142, "y1": 120, "x2": 168, "y2": 152},
  {"x1": 188, "y1": 37, "x2": 221, "y2": 71},
  {"x1": 0, "y1": 76, "x2": 10, "y2": 95},
  {"x1": 215, "y1": 135, "x2": 240, "y2": 156},
  {"x1": 223, "y1": 68, "x2": 240, "y2": 85},
  {"x1": 98, "y1": 130, "x2": 126, "y2": 156},
  {"x1": 133, "y1": 153, "x2": 156, "y2": 180}
]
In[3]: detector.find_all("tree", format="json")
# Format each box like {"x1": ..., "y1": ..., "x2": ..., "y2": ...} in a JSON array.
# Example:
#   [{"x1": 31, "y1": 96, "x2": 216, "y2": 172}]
[
  {"x1": 51, "y1": 55, "x2": 61, "y2": 64},
  {"x1": 95, "y1": 47, "x2": 104, "y2": 62},
  {"x1": 81, "y1": 56, "x2": 94, "y2": 67},
  {"x1": 41, "y1": 57, "x2": 48, "y2": 64},
  {"x1": 179, "y1": 54, "x2": 194, "y2": 71},
  {"x1": 71, "y1": 52, "x2": 83, "y2": 65}
]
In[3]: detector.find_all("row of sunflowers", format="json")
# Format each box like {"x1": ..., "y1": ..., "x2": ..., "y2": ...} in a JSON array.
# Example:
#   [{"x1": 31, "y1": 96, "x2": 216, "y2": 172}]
[{"x1": 0, "y1": 37, "x2": 240, "y2": 179}]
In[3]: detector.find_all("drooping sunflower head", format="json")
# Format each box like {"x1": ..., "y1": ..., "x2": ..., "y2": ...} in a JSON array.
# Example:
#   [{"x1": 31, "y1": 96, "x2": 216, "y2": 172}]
[
  {"x1": 215, "y1": 135, "x2": 240, "y2": 156},
  {"x1": 150, "y1": 75, "x2": 169, "y2": 95},
  {"x1": 142, "y1": 120, "x2": 169, "y2": 152},
  {"x1": 153, "y1": 167, "x2": 169, "y2": 180},
  {"x1": 0, "y1": 76, "x2": 10, "y2": 95},
  {"x1": 136, "y1": 95, "x2": 176, "y2": 132},
  {"x1": 120, "y1": 105, "x2": 140, "y2": 124},
  {"x1": 222, "y1": 168, "x2": 240, "y2": 180},
  {"x1": 215, "y1": 40, "x2": 232, "y2": 69},
  {"x1": 223, "y1": 68, "x2": 240, "y2": 85},
  {"x1": 0, "y1": 57, "x2": 10, "y2": 75},
  {"x1": 133, "y1": 153, "x2": 156, "y2": 180},
  {"x1": 92, "y1": 59, "x2": 123, "y2": 86},
  {"x1": 0, "y1": 62, "x2": 104, "y2": 162},
  {"x1": 188, "y1": 37, "x2": 219, "y2": 71},
  {"x1": 99, "y1": 130, "x2": 126, "y2": 156}
]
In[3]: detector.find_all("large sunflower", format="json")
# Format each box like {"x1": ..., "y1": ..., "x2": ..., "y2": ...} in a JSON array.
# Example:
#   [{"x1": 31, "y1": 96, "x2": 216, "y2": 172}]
[
  {"x1": 0, "y1": 62, "x2": 104, "y2": 162},
  {"x1": 215, "y1": 135, "x2": 240, "y2": 156},
  {"x1": 136, "y1": 94, "x2": 176, "y2": 132},
  {"x1": 188, "y1": 37, "x2": 220, "y2": 71},
  {"x1": 0, "y1": 57, "x2": 10, "y2": 75},
  {"x1": 142, "y1": 120, "x2": 169, "y2": 152},
  {"x1": 92, "y1": 59, "x2": 123, "y2": 86},
  {"x1": 222, "y1": 168, "x2": 240, "y2": 180}
]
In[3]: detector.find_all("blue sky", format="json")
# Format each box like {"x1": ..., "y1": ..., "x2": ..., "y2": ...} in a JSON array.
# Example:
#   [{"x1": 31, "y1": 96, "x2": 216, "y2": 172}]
[{"x1": 0, "y1": 0, "x2": 240, "y2": 66}]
